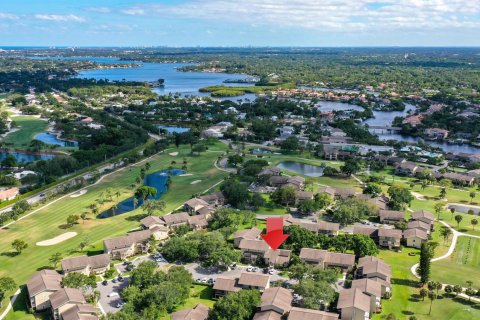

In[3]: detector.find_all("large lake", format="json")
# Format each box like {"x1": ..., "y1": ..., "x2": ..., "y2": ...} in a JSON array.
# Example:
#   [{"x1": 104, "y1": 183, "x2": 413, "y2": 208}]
[
  {"x1": 277, "y1": 161, "x2": 324, "y2": 177},
  {"x1": 0, "y1": 151, "x2": 55, "y2": 163}
]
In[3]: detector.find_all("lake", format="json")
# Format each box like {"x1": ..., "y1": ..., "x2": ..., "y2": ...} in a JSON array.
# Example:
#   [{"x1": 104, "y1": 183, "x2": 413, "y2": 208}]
[
  {"x1": 35, "y1": 132, "x2": 79, "y2": 147},
  {"x1": 99, "y1": 169, "x2": 185, "y2": 218},
  {"x1": 157, "y1": 125, "x2": 190, "y2": 134},
  {"x1": 277, "y1": 161, "x2": 324, "y2": 177},
  {"x1": 0, "y1": 151, "x2": 55, "y2": 163}
]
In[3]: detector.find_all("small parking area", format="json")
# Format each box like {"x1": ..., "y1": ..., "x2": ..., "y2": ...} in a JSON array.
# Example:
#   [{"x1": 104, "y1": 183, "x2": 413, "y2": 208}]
[{"x1": 97, "y1": 277, "x2": 129, "y2": 314}]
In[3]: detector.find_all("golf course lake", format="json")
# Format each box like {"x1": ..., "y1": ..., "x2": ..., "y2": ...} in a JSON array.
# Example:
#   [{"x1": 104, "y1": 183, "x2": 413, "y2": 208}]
[
  {"x1": 35, "y1": 132, "x2": 79, "y2": 147},
  {"x1": 277, "y1": 161, "x2": 324, "y2": 177},
  {"x1": 0, "y1": 151, "x2": 56, "y2": 163},
  {"x1": 157, "y1": 125, "x2": 190, "y2": 134},
  {"x1": 99, "y1": 168, "x2": 185, "y2": 218}
]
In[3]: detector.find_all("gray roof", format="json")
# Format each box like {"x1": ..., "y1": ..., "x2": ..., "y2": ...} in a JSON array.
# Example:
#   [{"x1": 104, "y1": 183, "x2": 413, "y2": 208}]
[
  {"x1": 49, "y1": 288, "x2": 86, "y2": 310},
  {"x1": 27, "y1": 269, "x2": 62, "y2": 297},
  {"x1": 403, "y1": 228, "x2": 428, "y2": 240},
  {"x1": 337, "y1": 288, "x2": 371, "y2": 312},
  {"x1": 61, "y1": 254, "x2": 110, "y2": 273},
  {"x1": 260, "y1": 287, "x2": 292, "y2": 313},
  {"x1": 288, "y1": 307, "x2": 339, "y2": 320},
  {"x1": 351, "y1": 278, "x2": 383, "y2": 298},
  {"x1": 171, "y1": 303, "x2": 209, "y2": 320},
  {"x1": 238, "y1": 273, "x2": 270, "y2": 288},
  {"x1": 104, "y1": 230, "x2": 152, "y2": 251}
]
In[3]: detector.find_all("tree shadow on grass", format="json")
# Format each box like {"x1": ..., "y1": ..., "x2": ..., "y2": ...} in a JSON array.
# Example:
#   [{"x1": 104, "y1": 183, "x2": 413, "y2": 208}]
[
  {"x1": 58, "y1": 224, "x2": 72, "y2": 230},
  {"x1": 124, "y1": 213, "x2": 149, "y2": 222},
  {"x1": 391, "y1": 277, "x2": 419, "y2": 288},
  {"x1": 451, "y1": 296, "x2": 480, "y2": 309},
  {"x1": 36, "y1": 265, "x2": 52, "y2": 271},
  {"x1": 1, "y1": 251, "x2": 19, "y2": 257},
  {"x1": 409, "y1": 294, "x2": 422, "y2": 302},
  {"x1": 402, "y1": 310, "x2": 415, "y2": 316}
]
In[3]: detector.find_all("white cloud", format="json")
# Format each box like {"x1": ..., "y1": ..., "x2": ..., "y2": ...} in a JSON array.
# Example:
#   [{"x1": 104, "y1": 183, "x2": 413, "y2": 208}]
[
  {"x1": 34, "y1": 14, "x2": 86, "y2": 22},
  {"x1": 86, "y1": 7, "x2": 112, "y2": 14},
  {"x1": 0, "y1": 12, "x2": 19, "y2": 20},
  {"x1": 121, "y1": 8, "x2": 146, "y2": 16},
  {"x1": 126, "y1": 0, "x2": 480, "y2": 31}
]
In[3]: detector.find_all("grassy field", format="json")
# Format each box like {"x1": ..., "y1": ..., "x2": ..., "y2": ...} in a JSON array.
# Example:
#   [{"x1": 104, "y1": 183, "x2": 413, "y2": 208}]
[
  {"x1": 432, "y1": 237, "x2": 480, "y2": 287},
  {"x1": 159, "y1": 285, "x2": 214, "y2": 320},
  {"x1": 0, "y1": 144, "x2": 228, "y2": 319},
  {"x1": 3, "y1": 116, "x2": 48, "y2": 148}
]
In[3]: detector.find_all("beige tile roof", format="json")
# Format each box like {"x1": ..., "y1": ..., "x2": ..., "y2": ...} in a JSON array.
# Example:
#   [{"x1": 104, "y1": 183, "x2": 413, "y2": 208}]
[
  {"x1": 140, "y1": 215, "x2": 163, "y2": 228},
  {"x1": 171, "y1": 303, "x2": 209, "y2": 320},
  {"x1": 359, "y1": 260, "x2": 392, "y2": 279},
  {"x1": 378, "y1": 228, "x2": 402, "y2": 239},
  {"x1": 184, "y1": 198, "x2": 209, "y2": 209},
  {"x1": 299, "y1": 248, "x2": 355, "y2": 267},
  {"x1": 288, "y1": 307, "x2": 339, "y2": 320},
  {"x1": 61, "y1": 254, "x2": 110, "y2": 273},
  {"x1": 337, "y1": 288, "x2": 371, "y2": 312},
  {"x1": 353, "y1": 226, "x2": 378, "y2": 237},
  {"x1": 162, "y1": 212, "x2": 190, "y2": 226},
  {"x1": 264, "y1": 249, "x2": 292, "y2": 265},
  {"x1": 407, "y1": 220, "x2": 431, "y2": 231},
  {"x1": 411, "y1": 210, "x2": 435, "y2": 222},
  {"x1": 26, "y1": 270, "x2": 62, "y2": 298},
  {"x1": 49, "y1": 288, "x2": 86, "y2": 310},
  {"x1": 379, "y1": 210, "x2": 405, "y2": 221},
  {"x1": 260, "y1": 287, "x2": 292, "y2": 313},
  {"x1": 351, "y1": 278, "x2": 383, "y2": 298},
  {"x1": 238, "y1": 273, "x2": 270, "y2": 288}
]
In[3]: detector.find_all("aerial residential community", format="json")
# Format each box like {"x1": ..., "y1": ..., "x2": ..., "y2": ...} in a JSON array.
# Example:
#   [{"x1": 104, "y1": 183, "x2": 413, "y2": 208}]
[{"x1": 0, "y1": 2, "x2": 480, "y2": 320}]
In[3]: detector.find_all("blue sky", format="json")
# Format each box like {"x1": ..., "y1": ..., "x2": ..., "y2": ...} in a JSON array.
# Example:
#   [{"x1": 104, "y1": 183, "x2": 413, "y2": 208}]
[{"x1": 1, "y1": 0, "x2": 479, "y2": 46}]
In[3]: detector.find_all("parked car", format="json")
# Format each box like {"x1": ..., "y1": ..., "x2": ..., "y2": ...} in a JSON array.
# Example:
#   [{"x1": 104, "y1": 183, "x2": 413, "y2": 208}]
[
  {"x1": 246, "y1": 266, "x2": 253, "y2": 272},
  {"x1": 102, "y1": 280, "x2": 108, "y2": 286},
  {"x1": 107, "y1": 292, "x2": 119, "y2": 298},
  {"x1": 111, "y1": 278, "x2": 117, "y2": 283},
  {"x1": 118, "y1": 276, "x2": 124, "y2": 282}
]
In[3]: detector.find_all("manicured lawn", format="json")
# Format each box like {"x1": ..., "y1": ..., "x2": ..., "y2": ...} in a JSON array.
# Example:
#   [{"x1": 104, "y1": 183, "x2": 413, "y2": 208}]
[
  {"x1": 3, "y1": 116, "x2": 48, "y2": 148},
  {"x1": 160, "y1": 285, "x2": 214, "y2": 320},
  {"x1": 432, "y1": 237, "x2": 480, "y2": 287},
  {"x1": 0, "y1": 144, "x2": 227, "y2": 319},
  {"x1": 375, "y1": 246, "x2": 480, "y2": 320}
]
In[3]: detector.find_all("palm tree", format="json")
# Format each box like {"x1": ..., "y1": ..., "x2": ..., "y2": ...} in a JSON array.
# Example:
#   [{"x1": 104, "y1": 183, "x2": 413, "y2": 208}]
[
  {"x1": 454, "y1": 214, "x2": 463, "y2": 227},
  {"x1": 145, "y1": 162, "x2": 151, "y2": 171},
  {"x1": 440, "y1": 227, "x2": 452, "y2": 244},
  {"x1": 115, "y1": 191, "x2": 121, "y2": 200},
  {"x1": 434, "y1": 203, "x2": 443, "y2": 221},
  {"x1": 49, "y1": 252, "x2": 63, "y2": 268},
  {"x1": 450, "y1": 207, "x2": 456, "y2": 219},
  {"x1": 471, "y1": 218, "x2": 478, "y2": 231},
  {"x1": 419, "y1": 288, "x2": 428, "y2": 301},
  {"x1": 428, "y1": 291, "x2": 437, "y2": 315},
  {"x1": 133, "y1": 197, "x2": 138, "y2": 209}
]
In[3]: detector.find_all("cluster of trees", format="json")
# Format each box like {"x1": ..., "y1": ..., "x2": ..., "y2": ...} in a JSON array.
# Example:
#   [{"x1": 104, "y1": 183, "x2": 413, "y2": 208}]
[
  {"x1": 0, "y1": 200, "x2": 31, "y2": 225},
  {"x1": 220, "y1": 178, "x2": 264, "y2": 210},
  {"x1": 160, "y1": 231, "x2": 240, "y2": 270},
  {"x1": 270, "y1": 187, "x2": 331, "y2": 214},
  {"x1": 330, "y1": 197, "x2": 378, "y2": 226},
  {"x1": 209, "y1": 208, "x2": 256, "y2": 238},
  {"x1": 0, "y1": 277, "x2": 16, "y2": 308},
  {"x1": 108, "y1": 262, "x2": 192, "y2": 319},
  {"x1": 284, "y1": 225, "x2": 379, "y2": 258}
]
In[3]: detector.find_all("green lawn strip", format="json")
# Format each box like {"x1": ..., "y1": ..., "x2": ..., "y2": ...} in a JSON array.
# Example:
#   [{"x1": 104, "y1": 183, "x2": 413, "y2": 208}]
[
  {"x1": 4, "y1": 116, "x2": 48, "y2": 148},
  {"x1": 0, "y1": 145, "x2": 227, "y2": 319},
  {"x1": 374, "y1": 247, "x2": 480, "y2": 320},
  {"x1": 432, "y1": 237, "x2": 480, "y2": 288}
]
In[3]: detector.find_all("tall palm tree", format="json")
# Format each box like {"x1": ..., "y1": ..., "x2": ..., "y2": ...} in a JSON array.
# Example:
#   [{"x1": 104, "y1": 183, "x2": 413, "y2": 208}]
[{"x1": 428, "y1": 291, "x2": 437, "y2": 315}]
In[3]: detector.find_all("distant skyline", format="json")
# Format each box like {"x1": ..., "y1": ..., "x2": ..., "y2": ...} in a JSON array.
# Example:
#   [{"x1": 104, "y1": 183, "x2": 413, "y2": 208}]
[{"x1": 1, "y1": 0, "x2": 480, "y2": 47}]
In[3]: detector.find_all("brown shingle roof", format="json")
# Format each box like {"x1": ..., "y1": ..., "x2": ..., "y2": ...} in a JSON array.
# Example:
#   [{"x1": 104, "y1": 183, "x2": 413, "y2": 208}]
[
  {"x1": 162, "y1": 212, "x2": 190, "y2": 226},
  {"x1": 378, "y1": 228, "x2": 402, "y2": 239},
  {"x1": 212, "y1": 277, "x2": 240, "y2": 293},
  {"x1": 26, "y1": 269, "x2": 62, "y2": 298},
  {"x1": 407, "y1": 220, "x2": 431, "y2": 231},
  {"x1": 351, "y1": 278, "x2": 383, "y2": 298},
  {"x1": 288, "y1": 307, "x2": 339, "y2": 320},
  {"x1": 103, "y1": 230, "x2": 152, "y2": 251},
  {"x1": 359, "y1": 260, "x2": 392, "y2": 279},
  {"x1": 171, "y1": 303, "x2": 209, "y2": 320},
  {"x1": 253, "y1": 311, "x2": 282, "y2": 320},
  {"x1": 49, "y1": 288, "x2": 86, "y2": 310},
  {"x1": 260, "y1": 287, "x2": 292, "y2": 313},
  {"x1": 239, "y1": 239, "x2": 270, "y2": 253},
  {"x1": 411, "y1": 210, "x2": 435, "y2": 222},
  {"x1": 353, "y1": 226, "x2": 378, "y2": 237},
  {"x1": 403, "y1": 228, "x2": 428, "y2": 240},
  {"x1": 337, "y1": 288, "x2": 371, "y2": 312},
  {"x1": 238, "y1": 273, "x2": 270, "y2": 288},
  {"x1": 379, "y1": 210, "x2": 405, "y2": 221},
  {"x1": 299, "y1": 248, "x2": 355, "y2": 267},
  {"x1": 61, "y1": 254, "x2": 110, "y2": 273},
  {"x1": 140, "y1": 215, "x2": 163, "y2": 228},
  {"x1": 234, "y1": 227, "x2": 262, "y2": 240},
  {"x1": 60, "y1": 304, "x2": 99, "y2": 320}
]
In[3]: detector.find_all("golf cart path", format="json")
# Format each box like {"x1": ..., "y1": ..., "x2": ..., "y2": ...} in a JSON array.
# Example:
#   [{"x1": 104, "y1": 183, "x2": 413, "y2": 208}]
[{"x1": 410, "y1": 220, "x2": 480, "y2": 303}]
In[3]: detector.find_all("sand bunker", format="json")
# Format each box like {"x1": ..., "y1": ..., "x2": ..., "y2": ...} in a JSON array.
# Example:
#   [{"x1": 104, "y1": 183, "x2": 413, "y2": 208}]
[
  {"x1": 70, "y1": 190, "x2": 87, "y2": 198},
  {"x1": 169, "y1": 152, "x2": 179, "y2": 156},
  {"x1": 190, "y1": 180, "x2": 202, "y2": 185},
  {"x1": 36, "y1": 232, "x2": 78, "y2": 246},
  {"x1": 179, "y1": 173, "x2": 193, "y2": 177}
]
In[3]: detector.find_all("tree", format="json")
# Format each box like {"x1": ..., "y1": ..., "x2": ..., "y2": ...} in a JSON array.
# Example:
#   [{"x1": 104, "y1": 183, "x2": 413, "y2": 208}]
[
  {"x1": 49, "y1": 252, "x2": 63, "y2": 268},
  {"x1": 434, "y1": 202, "x2": 444, "y2": 221},
  {"x1": 419, "y1": 288, "x2": 428, "y2": 301},
  {"x1": 142, "y1": 200, "x2": 166, "y2": 216},
  {"x1": 453, "y1": 285, "x2": 462, "y2": 297},
  {"x1": 388, "y1": 184, "x2": 414, "y2": 210},
  {"x1": 66, "y1": 215, "x2": 80, "y2": 227},
  {"x1": 11, "y1": 239, "x2": 28, "y2": 254},
  {"x1": 78, "y1": 236, "x2": 91, "y2": 252},
  {"x1": 418, "y1": 242, "x2": 432, "y2": 284},
  {"x1": 332, "y1": 197, "x2": 376, "y2": 226},
  {"x1": 280, "y1": 136, "x2": 300, "y2": 152},
  {"x1": 470, "y1": 191, "x2": 476, "y2": 203},
  {"x1": 314, "y1": 192, "x2": 332, "y2": 209},
  {"x1": 191, "y1": 143, "x2": 207, "y2": 155},
  {"x1": 80, "y1": 212, "x2": 87, "y2": 223},
  {"x1": 351, "y1": 234, "x2": 379, "y2": 258},
  {"x1": 61, "y1": 272, "x2": 96, "y2": 290},
  {"x1": 439, "y1": 179, "x2": 452, "y2": 199},
  {"x1": 209, "y1": 290, "x2": 260, "y2": 320},
  {"x1": 293, "y1": 278, "x2": 337, "y2": 309},
  {"x1": 340, "y1": 158, "x2": 361, "y2": 176},
  {"x1": 363, "y1": 183, "x2": 382, "y2": 197},
  {"x1": 135, "y1": 186, "x2": 157, "y2": 201},
  {"x1": 220, "y1": 179, "x2": 250, "y2": 209},
  {"x1": 297, "y1": 199, "x2": 320, "y2": 215},
  {"x1": 444, "y1": 285, "x2": 453, "y2": 297},
  {"x1": 471, "y1": 218, "x2": 478, "y2": 231},
  {"x1": 427, "y1": 291, "x2": 437, "y2": 315},
  {"x1": 270, "y1": 186, "x2": 297, "y2": 207},
  {"x1": 227, "y1": 154, "x2": 243, "y2": 167},
  {"x1": 450, "y1": 207, "x2": 456, "y2": 219},
  {"x1": 454, "y1": 214, "x2": 463, "y2": 227},
  {"x1": 250, "y1": 193, "x2": 265, "y2": 210},
  {"x1": 0, "y1": 277, "x2": 16, "y2": 307},
  {"x1": 440, "y1": 227, "x2": 452, "y2": 244}
]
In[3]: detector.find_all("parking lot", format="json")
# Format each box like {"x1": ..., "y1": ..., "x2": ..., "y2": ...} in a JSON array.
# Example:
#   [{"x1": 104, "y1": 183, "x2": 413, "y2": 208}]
[{"x1": 97, "y1": 277, "x2": 129, "y2": 314}]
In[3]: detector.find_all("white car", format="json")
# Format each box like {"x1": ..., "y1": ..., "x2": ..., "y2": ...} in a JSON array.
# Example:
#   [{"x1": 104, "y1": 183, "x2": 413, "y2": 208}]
[
  {"x1": 246, "y1": 266, "x2": 253, "y2": 272},
  {"x1": 107, "y1": 292, "x2": 119, "y2": 298}
]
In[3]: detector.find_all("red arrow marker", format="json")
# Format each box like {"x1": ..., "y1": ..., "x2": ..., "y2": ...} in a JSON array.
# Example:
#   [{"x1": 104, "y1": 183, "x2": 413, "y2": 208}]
[{"x1": 261, "y1": 217, "x2": 289, "y2": 250}]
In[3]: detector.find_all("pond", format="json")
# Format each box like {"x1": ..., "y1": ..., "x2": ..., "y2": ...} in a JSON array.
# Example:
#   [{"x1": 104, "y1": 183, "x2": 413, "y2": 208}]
[
  {"x1": 277, "y1": 161, "x2": 324, "y2": 177},
  {"x1": 251, "y1": 148, "x2": 272, "y2": 154},
  {"x1": 157, "y1": 125, "x2": 190, "y2": 134},
  {"x1": 447, "y1": 203, "x2": 480, "y2": 215},
  {"x1": 35, "y1": 132, "x2": 79, "y2": 147},
  {"x1": 99, "y1": 168, "x2": 185, "y2": 218},
  {"x1": 0, "y1": 151, "x2": 55, "y2": 163}
]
